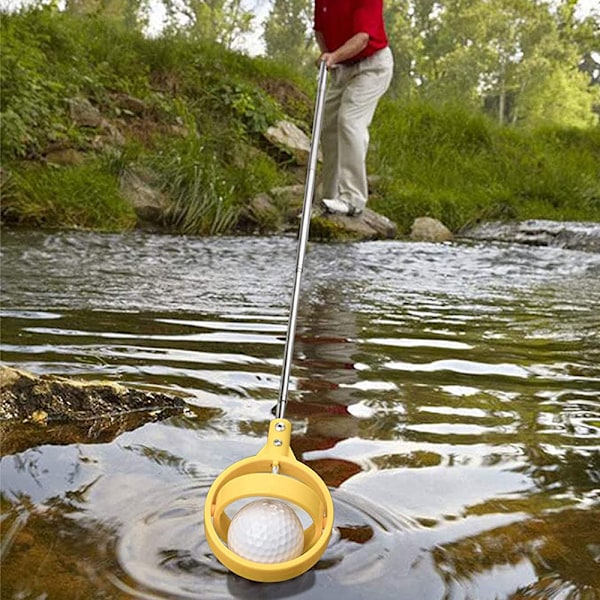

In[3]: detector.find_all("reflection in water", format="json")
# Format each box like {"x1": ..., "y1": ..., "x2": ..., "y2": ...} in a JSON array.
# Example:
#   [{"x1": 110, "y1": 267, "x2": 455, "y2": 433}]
[
  {"x1": 432, "y1": 508, "x2": 600, "y2": 598},
  {"x1": 1, "y1": 229, "x2": 600, "y2": 599}
]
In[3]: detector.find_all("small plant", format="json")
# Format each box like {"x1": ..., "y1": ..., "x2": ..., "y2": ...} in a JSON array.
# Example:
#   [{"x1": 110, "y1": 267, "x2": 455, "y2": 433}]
[
  {"x1": 215, "y1": 80, "x2": 283, "y2": 135},
  {"x1": 150, "y1": 135, "x2": 239, "y2": 235}
]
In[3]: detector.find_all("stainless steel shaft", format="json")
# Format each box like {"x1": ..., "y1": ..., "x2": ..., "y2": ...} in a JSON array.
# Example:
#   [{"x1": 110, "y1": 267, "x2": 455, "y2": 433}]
[{"x1": 275, "y1": 61, "x2": 328, "y2": 419}]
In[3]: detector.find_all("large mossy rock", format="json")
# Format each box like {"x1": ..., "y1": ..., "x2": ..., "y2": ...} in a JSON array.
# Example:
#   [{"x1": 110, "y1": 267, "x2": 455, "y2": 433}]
[
  {"x1": 241, "y1": 186, "x2": 397, "y2": 241},
  {"x1": 0, "y1": 365, "x2": 186, "y2": 455},
  {"x1": 310, "y1": 206, "x2": 397, "y2": 241}
]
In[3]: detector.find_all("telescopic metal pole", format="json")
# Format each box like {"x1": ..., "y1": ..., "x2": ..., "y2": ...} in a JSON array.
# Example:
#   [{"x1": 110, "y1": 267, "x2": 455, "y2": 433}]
[{"x1": 275, "y1": 61, "x2": 328, "y2": 420}]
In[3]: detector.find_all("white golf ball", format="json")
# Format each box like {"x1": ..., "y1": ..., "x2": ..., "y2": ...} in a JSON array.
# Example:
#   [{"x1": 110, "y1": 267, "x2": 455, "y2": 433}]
[{"x1": 227, "y1": 499, "x2": 304, "y2": 563}]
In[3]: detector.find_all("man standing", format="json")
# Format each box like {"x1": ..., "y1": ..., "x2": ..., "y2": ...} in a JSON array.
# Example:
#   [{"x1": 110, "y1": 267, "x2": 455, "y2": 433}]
[{"x1": 314, "y1": 0, "x2": 393, "y2": 216}]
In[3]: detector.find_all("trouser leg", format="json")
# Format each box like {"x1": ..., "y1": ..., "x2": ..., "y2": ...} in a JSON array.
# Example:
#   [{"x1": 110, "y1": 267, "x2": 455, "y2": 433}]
[
  {"x1": 320, "y1": 76, "x2": 345, "y2": 201},
  {"x1": 321, "y1": 47, "x2": 393, "y2": 210}
]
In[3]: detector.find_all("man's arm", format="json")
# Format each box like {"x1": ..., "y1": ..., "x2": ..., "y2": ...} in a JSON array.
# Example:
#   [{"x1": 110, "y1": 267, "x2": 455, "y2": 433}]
[
  {"x1": 316, "y1": 32, "x2": 369, "y2": 67},
  {"x1": 316, "y1": 30, "x2": 328, "y2": 53}
]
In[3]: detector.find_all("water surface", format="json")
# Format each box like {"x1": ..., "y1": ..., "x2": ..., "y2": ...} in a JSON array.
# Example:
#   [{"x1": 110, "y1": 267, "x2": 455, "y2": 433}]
[{"x1": 1, "y1": 229, "x2": 599, "y2": 599}]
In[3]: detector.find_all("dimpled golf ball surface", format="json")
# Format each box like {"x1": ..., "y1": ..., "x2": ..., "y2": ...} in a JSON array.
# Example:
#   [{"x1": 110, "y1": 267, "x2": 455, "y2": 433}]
[{"x1": 227, "y1": 499, "x2": 304, "y2": 563}]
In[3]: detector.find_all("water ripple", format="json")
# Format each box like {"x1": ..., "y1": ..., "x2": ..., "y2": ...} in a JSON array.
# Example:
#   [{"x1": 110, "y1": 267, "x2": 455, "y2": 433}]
[{"x1": 113, "y1": 483, "x2": 418, "y2": 599}]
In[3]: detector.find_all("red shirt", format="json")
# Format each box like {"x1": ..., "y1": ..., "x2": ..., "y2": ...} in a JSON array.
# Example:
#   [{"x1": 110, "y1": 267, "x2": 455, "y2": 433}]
[{"x1": 314, "y1": 0, "x2": 388, "y2": 63}]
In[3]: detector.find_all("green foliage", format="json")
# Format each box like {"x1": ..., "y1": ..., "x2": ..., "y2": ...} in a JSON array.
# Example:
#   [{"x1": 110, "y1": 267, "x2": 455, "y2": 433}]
[
  {"x1": 1, "y1": 6, "x2": 70, "y2": 158},
  {"x1": 1, "y1": 161, "x2": 136, "y2": 230},
  {"x1": 64, "y1": 0, "x2": 149, "y2": 30},
  {"x1": 383, "y1": 0, "x2": 599, "y2": 127},
  {"x1": 157, "y1": 149, "x2": 238, "y2": 236},
  {"x1": 497, "y1": 125, "x2": 600, "y2": 218},
  {"x1": 216, "y1": 80, "x2": 283, "y2": 135},
  {"x1": 516, "y1": 65, "x2": 596, "y2": 127},
  {"x1": 0, "y1": 5, "x2": 158, "y2": 159},
  {"x1": 146, "y1": 131, "x2": 283, "y2": 235},
  {"x1": 0, "y1": 7, "x2": 293, "y2": 235},
  {"x1": 161, "y1": 0, "x2": 254, "y2": 49}
]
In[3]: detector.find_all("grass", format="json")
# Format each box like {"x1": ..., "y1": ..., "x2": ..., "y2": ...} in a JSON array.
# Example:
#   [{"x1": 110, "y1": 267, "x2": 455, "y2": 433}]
[
  {"x1": 1, "y1": 160, "x2": 136, "y2": 230},
  {"x1": 369, "y1": 100, "x2": 600, "y2": 232}
]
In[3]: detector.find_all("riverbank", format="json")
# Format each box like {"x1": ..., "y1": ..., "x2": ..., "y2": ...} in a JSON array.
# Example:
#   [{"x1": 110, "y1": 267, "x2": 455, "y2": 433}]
[{"x1": 2, "y1": 8, "x2": 600, "y2": 238}]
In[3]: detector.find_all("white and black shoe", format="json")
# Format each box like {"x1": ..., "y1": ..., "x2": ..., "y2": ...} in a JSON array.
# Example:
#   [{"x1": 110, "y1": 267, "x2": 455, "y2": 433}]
[{"x1": 321, "y1": 198, "x2": 363, "y2": 217}]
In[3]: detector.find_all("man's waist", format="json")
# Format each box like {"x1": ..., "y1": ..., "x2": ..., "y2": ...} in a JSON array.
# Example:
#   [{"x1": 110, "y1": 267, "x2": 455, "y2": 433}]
[
  {"x1": 342, "y1": 45, "x2": 388, "y2": 66},
  {"x1": 343, "y1": 56, "x2": 365, "y2": 66}
]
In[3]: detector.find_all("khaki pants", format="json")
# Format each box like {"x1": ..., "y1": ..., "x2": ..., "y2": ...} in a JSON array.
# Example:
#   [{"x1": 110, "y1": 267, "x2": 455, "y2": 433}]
[{"x1": 320, "y1": 46, "x2": 394, "y2": 211}]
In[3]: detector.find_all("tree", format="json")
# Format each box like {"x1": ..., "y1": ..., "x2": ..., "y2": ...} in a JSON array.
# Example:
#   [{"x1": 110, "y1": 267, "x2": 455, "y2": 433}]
[
  {"x1": 385, "y1": 0, "x2": 598, "y2": 126},
  {"x1": 263, "y1": 0, "x2": 315, "y2": 70},
  {"x1": 518, "y1": 64, "x2": 595, "y2": 126},
  {"x1": 161, "y1": 0, "x2": 254, "y2": 49},
  {"x1": 383, "y1": 0, "x2": 420, "y2": 99},
  {"x1": 506, "y1": 0, "x2": 597, "y2": 126},
  {"x1": 64, "y1": 0, "x2": 149, "y2": 29}
]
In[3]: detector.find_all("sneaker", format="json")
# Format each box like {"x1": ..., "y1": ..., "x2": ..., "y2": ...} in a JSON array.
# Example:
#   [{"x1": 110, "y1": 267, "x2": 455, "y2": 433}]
[{"x1": 321, "y1": 198, "x2": 362, "y2": 216}]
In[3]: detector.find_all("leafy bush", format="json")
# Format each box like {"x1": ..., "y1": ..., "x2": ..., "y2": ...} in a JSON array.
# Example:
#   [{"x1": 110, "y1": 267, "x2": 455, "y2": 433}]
[{"x1": 1, "y1": 7, "x2": 70, "y2": 158}]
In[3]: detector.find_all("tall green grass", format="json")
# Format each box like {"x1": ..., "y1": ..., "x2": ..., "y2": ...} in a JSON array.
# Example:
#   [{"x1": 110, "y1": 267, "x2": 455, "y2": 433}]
[
  {"x1": 1, "y1": 161, "x2": 136, "y2": 230},
  {"x1": 370, "y1": 101, "x2": 600, "y2": 232}
]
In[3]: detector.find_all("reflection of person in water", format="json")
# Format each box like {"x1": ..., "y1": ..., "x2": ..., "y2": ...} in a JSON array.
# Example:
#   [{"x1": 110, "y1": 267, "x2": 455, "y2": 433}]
[{"x1": 287, "y1": 283, "x2": 365, "y2": 487}]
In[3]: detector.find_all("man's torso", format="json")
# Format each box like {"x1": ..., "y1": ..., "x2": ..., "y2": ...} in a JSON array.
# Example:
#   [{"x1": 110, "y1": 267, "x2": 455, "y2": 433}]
[{"x1": 314, "y1": 0, "x2": 388, "y2": 62}]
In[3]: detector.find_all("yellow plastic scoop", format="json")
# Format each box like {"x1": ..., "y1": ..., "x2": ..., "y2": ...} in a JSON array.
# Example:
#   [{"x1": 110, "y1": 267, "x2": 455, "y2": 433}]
[
  {"x1": 203, "y1": 62, "x2": 332, "y2": 582},
  {"x1": 204, "y1": 418, "x2": 334, "y2": 582}
]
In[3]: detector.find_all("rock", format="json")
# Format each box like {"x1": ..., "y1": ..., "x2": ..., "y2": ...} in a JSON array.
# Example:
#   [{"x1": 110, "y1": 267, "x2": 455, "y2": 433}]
[
  {"x1": 270, "y1": 184, "x2": 306, "y2": 201},
  {"x1": 264, "y1": 120, "x2": 322, "y2": 165},
  {"x1": 44, "y1": 148, "x2": 85, "y2": 166},
  {"x1": 245, "y1": 184, "x2": 397, "y2": 240},
  {"x1": 240, "y1": 187, "x2": 305, "y2": 234},
  {"x1": 310, "y1": 205, "x2": 397, "y2": 241},
  {"x1": 242, "y1": 192, "x2": 283, "y2": 232},
  {"x1": 120, "y1": 170, "x2": 169, "y2": 226},
  {"x1": 0, "y1": 365, "x2": 187, "y2": 454},
  {"x1": 170, "y1": 124, "x2": 189, "y2": 138},
  {"x1": 68, "y1": 97, "x2": 104, "y2": 128},
  {"x1": 459, "y1": 220, "x2": 600, "y2": 252},
  {"x1": 249, "y1": 192, "x2": 277, "y2": 216},
  {"x1": 112, "y1": 93, "x2": 147, "y2": 116},
  {"x1": 68, "y1": 96, "x2": 125, "y2": 148},
  {"x1": 361, "y1": 208, "x2": 398, "y2": 239},
  {"x1": 410, "y1": 217, "x2": 454, "y2": 242},
  {"x1": 270, "y1": 184, "x2": 306, "y2": 224},
  {"x1": 0, "y1": 365, "x2": 185, "y2": 422},
  {"x1": 101, "y1": 120, "x2": 126, "y2": 146}
]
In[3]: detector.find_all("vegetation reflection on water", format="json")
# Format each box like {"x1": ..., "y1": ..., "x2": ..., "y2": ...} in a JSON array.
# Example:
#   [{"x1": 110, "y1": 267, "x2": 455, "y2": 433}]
[{"x1": 1, "y1": 230, "x2": 599, "y2": 599}]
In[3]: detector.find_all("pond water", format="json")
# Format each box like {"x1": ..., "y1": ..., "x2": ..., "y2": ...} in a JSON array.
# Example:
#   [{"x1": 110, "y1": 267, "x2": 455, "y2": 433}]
[{"x1": 1, "y1": 228, "x2": 599, "y2": 600}]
